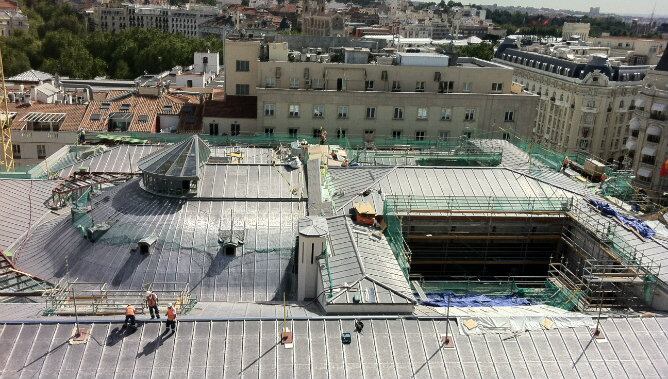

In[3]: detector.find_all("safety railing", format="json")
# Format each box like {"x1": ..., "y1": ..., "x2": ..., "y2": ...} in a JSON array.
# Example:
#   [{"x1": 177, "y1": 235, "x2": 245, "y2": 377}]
[{"x1": 384, "y1": 195, "x2": 573, "y2": 214}]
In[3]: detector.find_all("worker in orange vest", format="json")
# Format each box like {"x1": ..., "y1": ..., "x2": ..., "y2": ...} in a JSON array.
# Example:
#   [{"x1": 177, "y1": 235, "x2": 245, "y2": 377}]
[
  {"x1": 124, "y1": 304, "x2": 136, "y2": 327},
  {"x1": 165, "y1": 303, "x2": 177, "y2": 333},
  {"x1": 146, "y1": 291, "x2": 159, "y2": 319}
]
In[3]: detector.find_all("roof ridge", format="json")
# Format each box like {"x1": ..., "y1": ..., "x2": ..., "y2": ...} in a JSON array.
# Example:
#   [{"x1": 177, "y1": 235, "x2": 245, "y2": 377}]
[{"x1": 333, "y1": 166, "x2": 398, "y2": 213}]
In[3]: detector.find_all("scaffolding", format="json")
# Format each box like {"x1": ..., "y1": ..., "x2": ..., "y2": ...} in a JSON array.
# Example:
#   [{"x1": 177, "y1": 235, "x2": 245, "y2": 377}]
[
  {"x1": 42, "y1": 279, "x2": 197, "y2": 316},
  {"x1": 382, "y1": 194, "x2": 662, "y2": 311}
]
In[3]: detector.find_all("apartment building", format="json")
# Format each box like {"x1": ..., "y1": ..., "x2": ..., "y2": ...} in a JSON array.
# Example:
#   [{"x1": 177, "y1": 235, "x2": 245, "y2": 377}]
[
  {"x1": 91, "y1": 3, "x2": 220, "y2": 37},
  {"x1": 494, "y1": 37, "x2": 652, "y2": 164},
  {"x1": 0, "y1": 7, "x2": 27, "y2": 37},
  {"x1": 219, "y1": 39, "x2": 538, "y2": 140},
  {"x1": 562, "y1": 22, "x2": 590, "y2": 42},
  {"x1": 626, "y1": 48, "x2": 668, "y2": 201},
  {"x1": 589, "y1": 36, "x2": 665, "y2": 65}
]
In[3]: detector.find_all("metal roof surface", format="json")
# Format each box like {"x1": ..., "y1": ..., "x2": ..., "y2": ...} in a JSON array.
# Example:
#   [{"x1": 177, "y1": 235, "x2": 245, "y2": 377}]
[
  {"x1": 197, "y1": 164, "x2": 305, "y2": 200},
  {"x1": 0, "y1": 317, "x2": 667, "y2": 378},
  {"x1": 59, "y1": 145, "x2": 163, "y2": 177},
  {"x1": 0, "y1": 179, "x2": 55, "y2": 252},
  {"x1": 12, "y1": 179, "x2": 305, "y2": 302},
  {"x1": 323, "y1": 215, "x2": 415, "y2": 305}
]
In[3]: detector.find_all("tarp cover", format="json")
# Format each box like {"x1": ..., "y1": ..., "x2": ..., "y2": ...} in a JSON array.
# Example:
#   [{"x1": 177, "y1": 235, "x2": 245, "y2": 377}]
[
  {"x1": 422, "y1": 292, "x2": 532, "y2": 307},
  {"x1": 588, "y1": 199, "x2": 656, "y2": 238}
]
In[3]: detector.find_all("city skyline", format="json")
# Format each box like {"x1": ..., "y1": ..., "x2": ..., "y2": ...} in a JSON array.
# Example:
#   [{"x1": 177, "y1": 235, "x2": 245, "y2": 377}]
[{"x1": 471, "y1": 0, "x2": 665, "y2": 17}]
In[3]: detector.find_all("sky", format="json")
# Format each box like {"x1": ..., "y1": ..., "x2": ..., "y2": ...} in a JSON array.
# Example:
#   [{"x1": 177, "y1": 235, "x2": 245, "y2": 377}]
[{"x1": 472, "y1": 0, "x2": 664, "y2": 17}]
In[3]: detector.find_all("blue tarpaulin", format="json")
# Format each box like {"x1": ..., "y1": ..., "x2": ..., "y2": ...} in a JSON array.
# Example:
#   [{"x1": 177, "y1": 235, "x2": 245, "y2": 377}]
[
  {"x1": 421, "y1": 292, "x2": 533, "y2": 307},
  {"x1": 588, "y1": 199, "x2": 656, "y2": 239}
]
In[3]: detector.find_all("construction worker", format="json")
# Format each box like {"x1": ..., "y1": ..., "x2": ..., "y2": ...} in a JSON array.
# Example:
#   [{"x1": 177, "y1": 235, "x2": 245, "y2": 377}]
[
  {"x1": 165, "y1": 303, "x2": 177, "y2": 332},
  {"x1": 146, "y1": 291, "x2": 160, "y2": 319},
  {"x1": 125, "y1": 304, "x2": 136, "y2": 327},
  {"x1": 354, "y1": 319, "x2": 364, "y2": 333}
]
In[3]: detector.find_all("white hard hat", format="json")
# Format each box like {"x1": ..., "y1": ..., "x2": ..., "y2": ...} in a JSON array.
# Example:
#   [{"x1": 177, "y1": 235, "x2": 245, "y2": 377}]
[
  {"x1": 146, "y1": 291, "x2": 151, "y2": 295},
  {"x1": 168, "y1": 303, "x2": 173, "y2": 308}
]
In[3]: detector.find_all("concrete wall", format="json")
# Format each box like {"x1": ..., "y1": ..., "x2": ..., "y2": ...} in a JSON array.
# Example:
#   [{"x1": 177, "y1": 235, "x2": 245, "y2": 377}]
[
  {"x1": 224, "y1": 40, "x2": 261, "y2": 96},
  {"x1": 270, "y1": 35, "x2": 384, "y2": 51},
  {"x1": 11, "y1": 130, "x2": 78, "y2": 167}
]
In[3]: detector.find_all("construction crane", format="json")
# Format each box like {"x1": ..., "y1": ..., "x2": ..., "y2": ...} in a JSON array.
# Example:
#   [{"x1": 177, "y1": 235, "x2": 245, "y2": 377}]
[{"x1": 0, "y1": 46, "x2": 14, "y2": 171}]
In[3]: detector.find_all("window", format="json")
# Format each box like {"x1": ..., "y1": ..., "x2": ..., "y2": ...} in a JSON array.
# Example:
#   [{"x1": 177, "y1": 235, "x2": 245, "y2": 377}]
[
  {"x1": 415, "y1": 81, "x2": 425, "y2": 92},
  {"x1": 464, "y1": 131, "x2": 472, "y2": 139},
  {"x1": 264, "y1": 128, "x2": 274, "y2": 136},
  {"x1": 100, "y1": 102, "x2": 111, "y2": 110},
  {"x1": 336, "y1": 129, "x2": 346, "y2": 138},
  {"x1": 392, "y1": 130, "x2": 402, "y2": 139},
  {"x1": 619, "y1": 100, "x2": 625, "y2": 109},
  {"x1": 365, "y1": 80, "x2": 374, "y2": 90},
  {"x1": 264, "y1": 103, "x2": 275, "y2": 117},
  {"x1": 492, "y1": 82, "x2": 503, "y2": 92},
  {"x1": 648, "y1": 134, "x2": 660, "y2": 144},
  {"x1": 439, "y1": 81, "x2": 454, "y2": 93},
  {"x1": 36, "y1": 144, "x2": 46, "y2": 159},
  {"x1": 186, "y1": 80, "x2": 193, "y2": 88},
  {"x1": 119, "y1": 103, "x2": 131, "y2": 111},
  {"x1": 440, "y1": 108, "x2": 452, "y2": 121},
  {"x1": 504, "y1": 111, "x2": 514, "y2": 122},
  {"x1": 313, "y1": 105, "x2": 324, "y2": 118},
  {"x1": 337, "y1": 106, "x2": 348, "y2": 119},
  {"x1": 438, "y1": 131, "x2": 450, "y2": 140},
  {"x1": 364, "y1": 129, "x2": 375, "y2": 136},
  {"x1": 641, "y1": 154, "x2": 656, "y2": 165},
  {"x1": 289, "y1": 77, "x2": 300, "y2": 89},
  {"x1": 236, "y1": 60, "x2": 250, "y2": 72},
  {"x1": 366, "y1": 107, "x2": 376, "y2": 119},
  {"x1": 502, "y1": 132, "x2": 510, "y2": 140},
  {"x1": 264, "y1": 77, "x2": 276, "y2": 88},
  {"x1": 586, "y1": 99, "x2": 596, "y2": 108},
  {"x1": 138, "y1": 114, "x2": 149, "y2": 123},
  {"x1": 313, "y1": 128, "x2": 321, "y2": 138},
  {"x1": 288, "y1": 128, "x2": 298, "y2": 137},
  {"x1": 230, "y1": 122, "x2": 240, "y2": 136},
  {"x1": 417, "y1": 107, "x2": 428, "y2": 120},
  {"x1": 209, "y1": 123, "x2": 219, "y2": 135},
  {"x1": 415, "y1": 131, "x2": 425, "y2": 141},
  {"x1": 236, "y1": 84, "x2": 250, "y2": 95},
  {"x1": 289, "y1": 104, "x2": 300, "y2": 118},
  {"x1": 463, "y1": 82, "x2": 472, "y2": 92},
  {"x1": 393, "y1": 107, "x2": 404, "y2": 120},
  {"x1": 12, "y1": 144, "x2": 20, "y2": 159},
  {"x1": 312, "y1": 78, "x2": 324, "y2": 89},
  {"x1": 391, "y1": 81, "x2": 401, "y2": 92},
  {"x1": 464, "y1": 109, "x2": 476, "y2": 121}
]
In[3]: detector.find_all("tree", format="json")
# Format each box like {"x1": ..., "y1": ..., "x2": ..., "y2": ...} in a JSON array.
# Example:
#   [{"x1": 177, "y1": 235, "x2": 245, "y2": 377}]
[{"x1": 456, "y1": 43, "x2": 494, "y2": 61}]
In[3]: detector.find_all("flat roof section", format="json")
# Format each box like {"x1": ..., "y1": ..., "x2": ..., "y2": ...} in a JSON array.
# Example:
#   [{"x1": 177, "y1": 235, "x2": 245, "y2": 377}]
[{"x1": 0, "y1": 317, "x2": 667, "y2": 378}]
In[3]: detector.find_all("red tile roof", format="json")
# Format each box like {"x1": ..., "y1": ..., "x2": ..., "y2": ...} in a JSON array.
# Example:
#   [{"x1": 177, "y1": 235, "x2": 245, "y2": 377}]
[
  {"x1": 201, "y1": 96, "x2": 257, "y2": 119},
  {"x1": 6, "y1": 102, "x2": 88, "y2": 132},
  {"x1": 79, "y1": 90, "x2": 200, "y2": 133}
]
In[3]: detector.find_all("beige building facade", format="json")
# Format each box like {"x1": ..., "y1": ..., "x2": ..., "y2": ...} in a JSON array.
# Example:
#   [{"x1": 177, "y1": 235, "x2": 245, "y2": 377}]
[
  {"x1": 495, "y1": 39, "x2": 652, "y2": 164},
  {"x1": 91, "y1": 3, "x2": 219, "y2": 37},
  {"x1": 562, "y1": 22, "x2": 591, "y2": 42},
  {"x1": 626, "y1": 50, "x2": 668, "y2": 201},
  {"x1": 222, "y1": 39, "x2": 539, "y2": 140}
]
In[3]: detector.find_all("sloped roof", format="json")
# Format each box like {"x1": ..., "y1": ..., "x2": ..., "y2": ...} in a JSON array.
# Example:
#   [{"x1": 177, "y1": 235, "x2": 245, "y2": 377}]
[
  {"x1": 138, "y1": 135, "x2": 211, "y2": 179},
  {"x1": 7, "y1": 69, "x2": 53, "y2": 83},
  {"x1": 657, "y1": 43, "x2": 668, "y2": 71},
  {"x1": 34, "y1": 83, "x2": 60, "y2": 96},
  {"x1": 6, "y1": 102, "x2": 88, "y2": 131},
  {"x1": 321, "y1": 215, "x2": 415, "y2": 305}
]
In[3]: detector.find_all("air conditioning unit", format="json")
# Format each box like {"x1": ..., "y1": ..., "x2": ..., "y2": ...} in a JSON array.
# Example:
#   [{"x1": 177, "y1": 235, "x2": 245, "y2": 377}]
[
  {"x1": 381, "y1": 70, "x2": 388, "y2": 80},
  {"x1": 275, "y1": 67, "x2": 281, "y2": 78}
]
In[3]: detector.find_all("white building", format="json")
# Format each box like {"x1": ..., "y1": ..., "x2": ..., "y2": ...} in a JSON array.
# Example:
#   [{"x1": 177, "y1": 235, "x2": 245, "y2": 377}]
[
  {"x1": 626, "y1": 48, "x2": 668, "y2": 201},
  {"x1": 495, "y1": 37, "x2": 653, "y2": 163}
]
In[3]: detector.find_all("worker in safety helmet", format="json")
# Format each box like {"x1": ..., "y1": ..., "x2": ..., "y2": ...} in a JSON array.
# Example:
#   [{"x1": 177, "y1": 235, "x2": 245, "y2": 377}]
[
  {"x1": 146, "y1": 291, "x2": 159, "y2": 319},
  {"x1": 124, "y1": 304, "x2": 136, "y2": 327},
  {"x1": 165, "y1": 303, "x2": 177, "y2": 333}
]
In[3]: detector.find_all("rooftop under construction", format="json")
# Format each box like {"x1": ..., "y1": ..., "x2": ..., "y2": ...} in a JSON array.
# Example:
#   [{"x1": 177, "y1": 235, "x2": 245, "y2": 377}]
[{"x1": 0, "y1": 133, "x2": 667, "y2": 378}]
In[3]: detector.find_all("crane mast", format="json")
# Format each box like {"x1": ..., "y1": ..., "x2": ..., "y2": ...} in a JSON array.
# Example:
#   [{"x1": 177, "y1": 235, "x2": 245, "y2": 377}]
[{"x1": 0, "y1": 47, "x2": 14, "y2": 171}]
